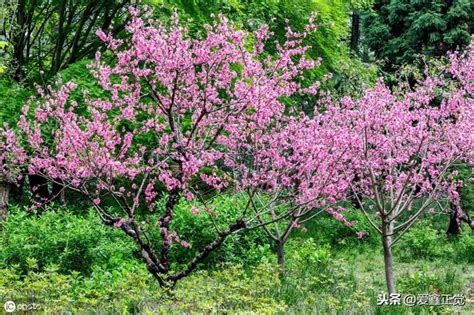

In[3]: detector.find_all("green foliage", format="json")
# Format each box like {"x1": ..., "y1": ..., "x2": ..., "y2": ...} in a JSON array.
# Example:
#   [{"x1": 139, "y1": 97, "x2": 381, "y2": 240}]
[
  {"x1": 398, "y1": 265, "x2": 463, "y2": 294},
  {"x1": 300, "y1": 209, "x2": 380, "y2": 248},
  {"x1": 0, "y1": 260, "x2": 159, "y2": 313},
  {"x1": 362, "y1": 0, "x2": 473, "y2": 70},
  {"x1": 0, "y1": 261, "x2": 284, "y2": 314},
  {"x1": 397, "y1": 220, "x2": 474, "y2": 263},
  {"x1": 163, "y1": 263, "x2": 285, "y2": 313},
  {"x1": 0, "y1": 206, "x2": 136, "y2": 274},
  {"x1": 278, "y1": 238, "x2": 372, "y2": 313},
  {"x1": 0, "y1": 220, "x2": 472, "y2": 313},
  {"x1": 150, "y1": 194, "x2": 273, "y2": 270},
  {"x1": 397, "y1": 223, "x2": 452, "y2": 260},
  {"x1": 0, "y1": 78, "x2": 31, "y2": 126},
  {"x1": 160, "y1": 0, "x2": 356, "y2": 80}
]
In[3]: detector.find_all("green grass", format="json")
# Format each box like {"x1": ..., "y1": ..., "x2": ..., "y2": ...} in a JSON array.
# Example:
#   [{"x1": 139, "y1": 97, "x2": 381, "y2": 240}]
[{"x1": 0, "y1": 204, "x2": 473, "y2": 313}]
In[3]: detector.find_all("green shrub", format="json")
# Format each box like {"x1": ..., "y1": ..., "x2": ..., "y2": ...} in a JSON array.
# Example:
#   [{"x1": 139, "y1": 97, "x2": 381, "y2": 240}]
[
  {"x1": 301, "y1": 209, "x2": 380, "y2": 248},
  {"x1": 398, "y1": 265, "x2": 463, "y2": 295},
  {"x1": 278, "y1": 238, "x2": 372, "y2": 313},
  {"x1": 0, "y1": 262, "x2": 285, "y2": 314},
  {"x1": 146, "y1": 194, "x2": 273, "y2": 271},
  {"x1": 397, "y1": 223, "x2": 453, "y2": 261},
  {"x1": 396, "y1": 220, "x2": 474, "y2": 263},
  {"x1": 455, "y1": 232, "x2": 474, "y2": 263},
  {"x1": 158, "y1": 263, "x2": 285, "y2": 314},
  {"x1": 0, "y1": 206, "x2": 136, "y2": 274}
]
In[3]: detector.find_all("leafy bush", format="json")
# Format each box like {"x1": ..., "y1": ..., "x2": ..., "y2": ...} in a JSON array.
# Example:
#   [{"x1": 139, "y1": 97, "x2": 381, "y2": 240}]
[
  {"x1": 398, "y1": 265, "x2": 463, "y2": 295},
  {"x1": 0, "y1": 262, "x2": 285, "y2": 314},
  {"x1": 278, "y1": 238, "x2": 372, "y2": 313},
  {"x1": 0, "y1": 78, "x2": 31, "y2": 126},
  {"x1": 159, "y1": 263, "x2": 285, "y2": 313},
  {"x1": 148, "y1": 194, "x2": 273, "y2": 270},
  {"x1": 455, "y1": 232, "x2": 474, "y2": 263},
  {"x1": 396, "y1": 220, "x2": 474, "y2": 263},
  {"x1": 301, "y1": 209, "x2": 380, "y2": 248},
  {"x1": 397, "y1": 223, "x2": 453, "y2": 261},
  {"x1": 0, "y1": 206, "x2": 136, "y2": 274}
]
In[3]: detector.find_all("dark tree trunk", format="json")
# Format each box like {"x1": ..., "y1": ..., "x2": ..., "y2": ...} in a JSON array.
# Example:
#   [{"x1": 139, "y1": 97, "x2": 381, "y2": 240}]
[
  {"x1": 277, "y1": 240, "x2": 285, "y2": 273},
  {"x1": 50, "y1": 0, "x2": 67, "y2": 74},
  {"x1": 0, "y1": 182, "x2": 10, "y2": 222},
  {"x1": 447, "y1": 203, "x2": 462, "y2": 235},
  {"x1": 447, "y1": 201, "x2": 474, "y2": 235},
  {"x1": 12, "y1": 0, "x2": 26, "y2": 82},
  {"x1": 350, "y1": 9, "x2": 360, "y2": 54},
  {"x1": 10, "y1": 175, "x2": 25, "y2": 204},
  {"x1": 351, "y1": 175, "x2": 362, "y2": 209}
]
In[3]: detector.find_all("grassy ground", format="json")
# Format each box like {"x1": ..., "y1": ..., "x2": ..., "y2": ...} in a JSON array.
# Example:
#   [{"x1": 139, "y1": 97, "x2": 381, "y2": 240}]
[{"x1": 0, "y1": 206, "x2": 473, "y2": 313}]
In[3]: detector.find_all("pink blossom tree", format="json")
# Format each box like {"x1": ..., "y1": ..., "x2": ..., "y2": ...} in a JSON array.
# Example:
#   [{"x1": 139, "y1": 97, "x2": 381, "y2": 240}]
[
  {"x1": 329, "y1": 48, "x2": 474, "y2": 294},
  {"x1": 241, "y1": 113, "x2": 353, "y2": 271},
  {"x1": 17, "y1": 7, "x2": 346, "y2": 285}
]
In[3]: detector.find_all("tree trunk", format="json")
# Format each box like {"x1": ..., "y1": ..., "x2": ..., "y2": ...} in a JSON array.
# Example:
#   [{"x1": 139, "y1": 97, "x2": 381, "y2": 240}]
[
  {"x1": 350, "y1": 8, "x2": 360, "y2": 54},
  {"x1": 276, "y1": 239, "x2": 285, "y2": 273},
  {"x1": 447, "y1": 201, "x2": 474, "y2": 235},
  {"x1": 0, "y1": 182, "x2": 11, "y2": 222},
  {"x1": 12, "y1": 0, "x2": 26, "y2": 82},
  {"x1": 447, "y1": 203, "x2": 461, "y2": 235},
  {"x1": 382, "y1": 220, "x2": 396, "y2": 294},
  {"x1": 10, "y1": 175, "x2": 25, "y2": 204},
  {"x1": 50, "y1": 0, "x2": 67, "y2": 74}
]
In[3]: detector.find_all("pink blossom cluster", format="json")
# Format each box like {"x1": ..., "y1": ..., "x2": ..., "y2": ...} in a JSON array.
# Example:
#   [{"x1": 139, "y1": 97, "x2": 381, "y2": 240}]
[
  {"x1": 17, "y1": 7, "x2": 330, "y2": 247},
  {"x1": 14, "y1": 5, "x2": 474, "y2": 249},
  {"x1": 325, "y1": 47, "x2": 473, "y2": 217},
  {"x1": 0, "y1": 125, "x2": 26, "y2": 184}
]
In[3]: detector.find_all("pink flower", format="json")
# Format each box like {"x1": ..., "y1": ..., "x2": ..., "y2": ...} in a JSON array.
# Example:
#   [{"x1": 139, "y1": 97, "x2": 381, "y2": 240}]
[
  {"x1": 114, "y1": 218, "x2": 126, "y2": 228},
  {"x1": 190, "y1": 206, "x2": 200, "y2": 215},
  {"x1": 184, "y1": 191, "x2": 194, "y2": 201},
  {"x1": 180, "y1": 240, "x2": 191, "y2": 248}
]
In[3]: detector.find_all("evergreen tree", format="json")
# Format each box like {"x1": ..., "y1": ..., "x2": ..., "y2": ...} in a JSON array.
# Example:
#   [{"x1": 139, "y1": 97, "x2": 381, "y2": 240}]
[{"x1": 362, "y1": 0, "x2": 473, "y2": 70}]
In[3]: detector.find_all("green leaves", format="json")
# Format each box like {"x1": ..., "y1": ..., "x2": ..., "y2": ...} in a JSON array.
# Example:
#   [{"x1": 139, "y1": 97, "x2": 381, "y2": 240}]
[{"x1": 362, "y1": 0, "x2": 473, "y2": 69}]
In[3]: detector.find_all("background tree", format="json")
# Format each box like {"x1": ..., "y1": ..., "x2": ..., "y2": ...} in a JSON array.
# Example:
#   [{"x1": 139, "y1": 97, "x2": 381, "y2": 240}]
[
  {"x1": 362, "y1": 0, "x2": 473, "y2": 71},
  {"x1": 330, "y1": 48, "x2": 473, "y2": 294},
  {"x1": 4, "y1": 0, "x2": 131, "y2": 84},
  {"x1": 245, "y1": 115, "x2": 354, "y2": 271},
  {"x1": 153, "y1": 0, "x2": 377, "y2": 100}
]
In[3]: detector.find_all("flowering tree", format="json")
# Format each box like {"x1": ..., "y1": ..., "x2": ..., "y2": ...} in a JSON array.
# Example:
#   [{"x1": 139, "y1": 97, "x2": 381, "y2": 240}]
[
  {"x1": 0, "y1": 125, "x2": 26, "y2": 221},
  {"x1": 17, "y1": 7, "x2": 342, "y2": 285},
  {"x1": 330, "y1": 48, "x2": 474, "y2": 294},
  {"x1": 242, "y1": 114, "x2": 353, "y2": 270}
]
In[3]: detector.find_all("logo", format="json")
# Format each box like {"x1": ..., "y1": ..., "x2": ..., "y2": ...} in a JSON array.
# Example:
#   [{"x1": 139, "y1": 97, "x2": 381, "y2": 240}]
[{"x1": 4, "y1": 301, "x2": 16, "y2": 313}]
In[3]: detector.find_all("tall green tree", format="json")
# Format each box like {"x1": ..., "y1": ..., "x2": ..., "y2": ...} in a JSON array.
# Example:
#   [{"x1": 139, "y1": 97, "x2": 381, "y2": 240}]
[
  {"x1": 3, "y1": 0, "x2": 131, "y2": 85},
  {"x1": 362, "y1": 0, "x2": 473, "y2": 71}
]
